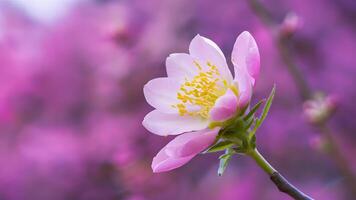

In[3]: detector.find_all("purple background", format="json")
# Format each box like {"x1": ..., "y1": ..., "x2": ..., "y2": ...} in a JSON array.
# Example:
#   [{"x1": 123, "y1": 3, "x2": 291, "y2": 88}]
[{"x1": 0, "y1": 0, "x2": 355, "y2": 199}]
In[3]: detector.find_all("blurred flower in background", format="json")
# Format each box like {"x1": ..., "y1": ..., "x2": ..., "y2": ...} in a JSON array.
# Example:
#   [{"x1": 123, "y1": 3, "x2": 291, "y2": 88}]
[{"x1": 0, "y1": 0, "x2": 355, "y2": 199}]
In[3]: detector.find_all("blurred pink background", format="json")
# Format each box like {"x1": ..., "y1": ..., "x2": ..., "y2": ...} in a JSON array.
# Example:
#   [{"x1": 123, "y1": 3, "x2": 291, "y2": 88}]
[{"x1": 0, "y1": 0, "x2": 355, "y2": 199}]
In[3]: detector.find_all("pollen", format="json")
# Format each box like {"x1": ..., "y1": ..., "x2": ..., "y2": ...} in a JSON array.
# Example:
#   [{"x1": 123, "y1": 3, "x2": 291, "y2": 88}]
[{"x1": 172, "y1": 61, "x2": 230, "y2": 119}]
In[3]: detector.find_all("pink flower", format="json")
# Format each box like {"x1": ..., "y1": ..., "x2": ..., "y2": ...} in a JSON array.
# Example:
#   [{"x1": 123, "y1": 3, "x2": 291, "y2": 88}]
[{"x1": 143, "y1": 31, "x2": 260, "y2": 172}]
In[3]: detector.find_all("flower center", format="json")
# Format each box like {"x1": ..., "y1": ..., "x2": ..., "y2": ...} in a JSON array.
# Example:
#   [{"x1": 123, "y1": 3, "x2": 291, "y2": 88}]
[{"x1": 172, "y1": 61, "x2": 229, "y2": 119}]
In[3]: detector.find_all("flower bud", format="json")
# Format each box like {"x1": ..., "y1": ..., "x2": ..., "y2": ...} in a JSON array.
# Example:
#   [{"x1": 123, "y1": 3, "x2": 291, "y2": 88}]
[
  {"x1": 279, "y1": 12, "x2": 302, "y2": 38},
  {"x1": 303, "y1": 93, "x2": 338, "y2": 125}
]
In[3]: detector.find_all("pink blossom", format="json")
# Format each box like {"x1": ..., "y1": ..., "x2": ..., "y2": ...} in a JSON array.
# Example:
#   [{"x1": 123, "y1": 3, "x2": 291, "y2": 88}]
[{"x1": 142, "y1": 31, "x2": 260, "y2": 172}]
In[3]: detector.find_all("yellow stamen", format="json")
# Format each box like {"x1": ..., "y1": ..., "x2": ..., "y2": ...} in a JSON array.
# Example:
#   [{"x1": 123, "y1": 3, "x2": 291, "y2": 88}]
[{"x1": 172, "y1": 61, "x2": 237, "y2": 119}]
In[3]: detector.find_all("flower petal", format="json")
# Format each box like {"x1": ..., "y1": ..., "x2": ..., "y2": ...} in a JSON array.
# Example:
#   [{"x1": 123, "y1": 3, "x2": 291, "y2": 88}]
[
  {"x1": 234, "y1": 67, "x2": 253, "y2": 108},
  {"x1": 209, "y1": 89, "x2": 238, "y2": 122},
  {"x1": 142, "y1": 110, "x2": 208, "y2": 136},
  {"x1": 166, "y1": 53, "x2": 199, "y2": 80},
  {"x1": 143, "y1": 77, "x2": 180, "y2": 113},
  {"x1": 152, "y1": 128, "x2": 219, "y2": 173},
  {"x1": 189, "y1": 34, "x2": 233, "y2": 83},
  {"x1": 165, "y1": 128, "x2": 219, "y2": 157},
  {"x1": 231, "y1": 31, "x2": 260, "y2": 85},
  {"x1": 151, "y1": 148, "x2": 194, "y2": 173}
]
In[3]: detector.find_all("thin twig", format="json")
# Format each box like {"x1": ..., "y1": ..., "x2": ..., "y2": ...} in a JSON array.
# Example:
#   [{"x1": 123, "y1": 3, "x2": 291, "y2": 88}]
[
  {"x1": 248, "y1": 0, "x2": 312, "y2": 99},
  {"x1": 318, "y1": 124, "x2": 356, "y2": 190},
  {"x1": 271, "y1": 172, "x2": 313, "y2": 200},
  {"x1": 276, "y1": 37, "x2": 312, "y2": 100}
]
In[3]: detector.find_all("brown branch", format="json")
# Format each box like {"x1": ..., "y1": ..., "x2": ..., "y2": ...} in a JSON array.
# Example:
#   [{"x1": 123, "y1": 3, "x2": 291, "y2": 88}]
[{"x1": 271, "y1": 172, "x2": 314, "y2": 200}]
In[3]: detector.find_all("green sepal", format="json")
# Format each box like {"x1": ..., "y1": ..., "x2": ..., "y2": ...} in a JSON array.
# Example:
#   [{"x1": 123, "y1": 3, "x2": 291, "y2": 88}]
[
  {"x1": 204, "y1": 140, "x2": 235, "y2": 153},
  {"x1": 249, "y1": 85, "x2": 276, "y2": 138},
  {"x1": 243, "y1": 99, "x2": 265, "y2": 121},
  {"x1": 250, "y1": 134, "x2": 257, "y2": 149},
  {"x1": 218, "y1": 148, "x2": 234, "y2": 176},
  {"x1": 238, "y1": 103, "x2": 249, "y2": 117},
  {"x1": 221, "y1": 118, "x2": 249, "y2": 139},
  {"x1": 257, "y1": 85, "x2": 275, "y2": 128},
  {"x1": 232, "y1": 146, "x2": 247, "y2": 154},
  {"x1": 244, "y1": 113, "x2": 255, "y2": 130}
]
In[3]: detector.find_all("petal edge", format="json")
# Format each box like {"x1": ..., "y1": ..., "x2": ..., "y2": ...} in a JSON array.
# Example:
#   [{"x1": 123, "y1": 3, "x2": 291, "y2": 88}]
[{"x1": 142, "y1": 110, "x2": 208, "y2": 136}]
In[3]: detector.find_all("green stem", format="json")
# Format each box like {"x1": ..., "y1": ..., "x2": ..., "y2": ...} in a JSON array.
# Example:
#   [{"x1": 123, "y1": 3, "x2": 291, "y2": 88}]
[
  {"x1": 248, "y1": 148, "x2": 313, "y2": 200},
  {"x1": 248, "y1": 148, "x2": 276, "y2": 175}
]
